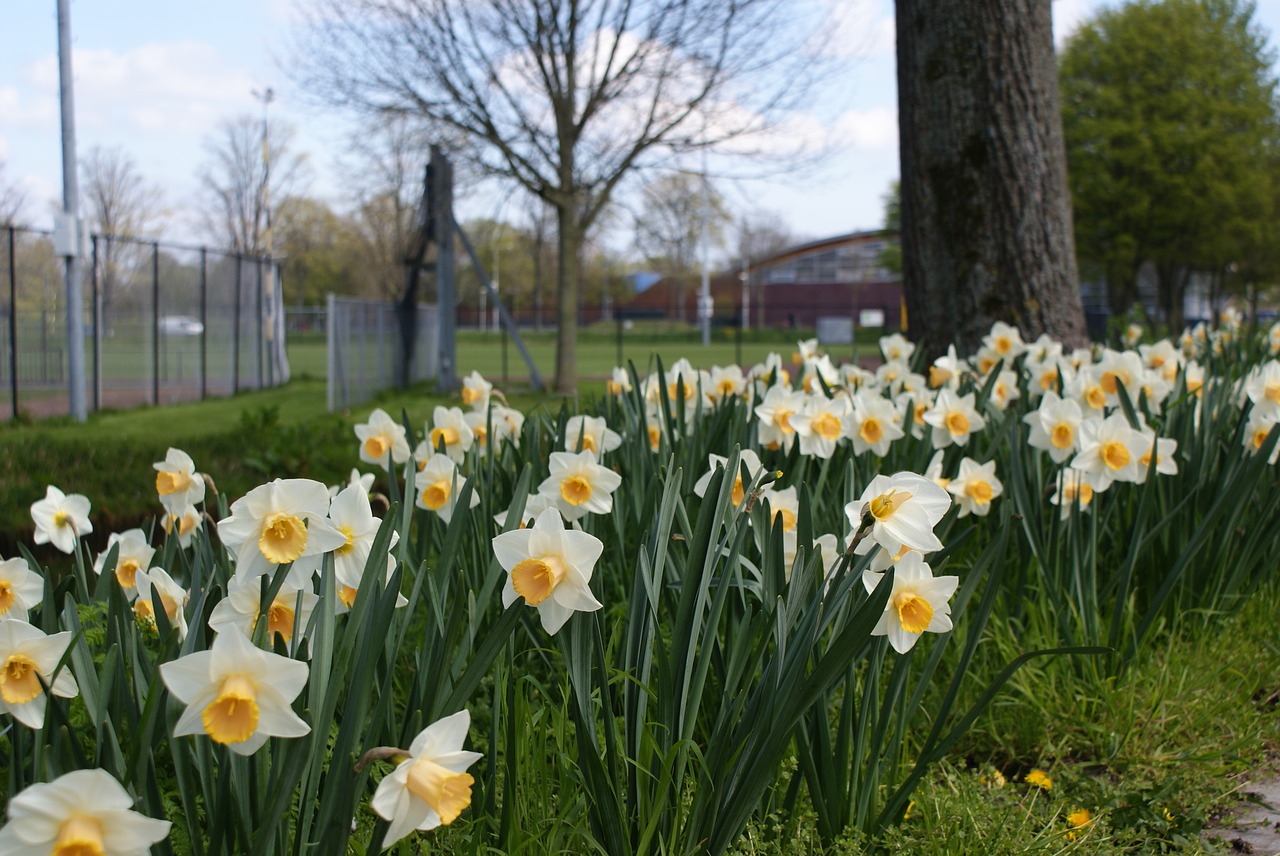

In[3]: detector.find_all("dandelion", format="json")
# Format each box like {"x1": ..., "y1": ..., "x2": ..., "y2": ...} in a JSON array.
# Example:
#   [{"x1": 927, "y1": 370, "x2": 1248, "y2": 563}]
[
  {"x1": 160, "y1": 627, "x2": 309, "y2": 755},
  {"x1": 493, "y1": 508, "x2": 603, "y2": 635},
  {"x1": 0, "y1": 619, "x2": 77, "y2": 729},
  {"x1": 1066, "y1": 807, "x2": 1092, "y2": 832},
  {"x1": 31, "y1": 485, "x2": 93, "y2": 554},
  {"x1": 370, "y1": 709, "x2": 483, "y2": 847},
  {"x1": 0, "y1": 556, "x2": 43, "y2": 622},
  {"x1": 355, "y1": 408, "x2": 411, "y2": 469},
  {"x1": 862, "y1": 551, "x2": 959, "y2": 654},
  {"x1": 1025, "y1": 769, "x2": 1052, "y2": 791},
  {"x1": 0, "y1": 768, "x2": 171, "y2": 855}
]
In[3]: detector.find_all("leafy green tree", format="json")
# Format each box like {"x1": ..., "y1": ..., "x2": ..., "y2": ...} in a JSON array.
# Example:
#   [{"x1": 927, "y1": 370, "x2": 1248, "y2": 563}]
[
  {"x1": 1060, "y1": 0, "x2": 1280, "y2": 330},
  {"x1": 879, "y1": 181, "x2": 902, "y2": 276}
]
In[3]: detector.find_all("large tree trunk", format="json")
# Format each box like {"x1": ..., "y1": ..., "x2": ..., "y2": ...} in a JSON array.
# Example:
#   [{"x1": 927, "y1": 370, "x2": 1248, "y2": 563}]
[
  {"x1": 896, "y1": 0, "x2": 1088, "y2": 358},
  {"x1": 555, "y1": 204, "x2": 581, "y2": 392}
]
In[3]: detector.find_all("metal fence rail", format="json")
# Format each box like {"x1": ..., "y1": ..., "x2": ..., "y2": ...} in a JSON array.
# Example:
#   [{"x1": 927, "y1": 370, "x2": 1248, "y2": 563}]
[
  {"x1": 1, "y1": 225, "x2": 289, "y2": 421},
  {"x1": 326, "y1": 295, "x2": 438, "y2": 412}
]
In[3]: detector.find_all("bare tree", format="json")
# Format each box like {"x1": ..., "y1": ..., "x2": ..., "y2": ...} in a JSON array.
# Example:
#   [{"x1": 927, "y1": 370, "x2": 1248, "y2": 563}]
[
  {"x1": 197, "y1": 115, "x2": 309, "y2": 254},
  {"x1": 896, "y1": 0, "x2": 1087, "y2": 356},
  {"x1": 0, "y1": 159, "x2": 26, "y2": 227},
  {"x1": 81, "y1": 145, "x2": 164, "y2": 310},
  {"x1": 733, "y1": 208, "x2": 795, "y2": 267},
  {"x1": 632, "y1": 172, "x2": 728, "y2": 322},
  {"x1": 293, "y1": 0, "x2": 830, "y2": 390}
]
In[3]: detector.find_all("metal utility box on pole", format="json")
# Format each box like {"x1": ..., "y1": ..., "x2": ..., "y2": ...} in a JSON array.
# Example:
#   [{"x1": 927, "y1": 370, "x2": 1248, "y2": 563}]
[{"x1": 56, "y1": 0, "x2": 87, "y2": 421}]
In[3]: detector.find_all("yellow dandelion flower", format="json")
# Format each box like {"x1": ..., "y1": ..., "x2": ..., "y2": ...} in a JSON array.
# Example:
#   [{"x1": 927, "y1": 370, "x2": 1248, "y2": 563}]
[{"x1": 1025, "y1": 769, "x2": 1052, "y2": 791}]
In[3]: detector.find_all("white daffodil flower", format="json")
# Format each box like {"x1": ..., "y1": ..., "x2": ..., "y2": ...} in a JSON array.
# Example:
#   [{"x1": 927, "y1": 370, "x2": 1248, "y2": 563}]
[
  {"x1": 847, "y1": 472, "x2": 952, "y2": 557},
  {"x1": 31, "y1": 485, "x2": 93, "y2": 555},
  {"x1": 707, "y1": 365, "x2": 747, "y2": 404},
  {"x1": 761, "y1": 486, "x2": 800, "y2": 535},
  {"x1": 330, "y1": 468, "x2": 376, "y2": 499},
  {"x1": 460, "y1": 370, "x2": 493, "y2": 411},
  {"x1": 355, "y1": 408, "x2": 412, "y2": 470},
  {"x1": 217, "y1": 479, "x2": 347, "y2": 585},
  {"x1": 415, "y1": 454, "x2": 480, "y2": 524},
  {"x1": 92, "y1": 529, "x2": 155, "y2": 600},
  {"x1": 1243, "y1": 414, "x2": 1280, "y2": 464},
  {"x1": 794, "y1": 393, "x2": 849, "y2": 459},
  {"x1": 1070, "y1": 412, "x2": 1147, "y2": 492},
  {"x1": 133, "y1": 567, "x2": 189, "y2": 642},
  {"x1": 1136, "y1": 433, "x2": 1179, "y2": 482},
  {"x1": 923, "y1": 389, "x2": 985, "y2": 449},
  {"x1": 493, "y1": 508, "x2": 604, "y2": 635},
  {"x1": 153, "y1": 448, "x2": 206, "y2": 518},
  {"x1": 693, "y1": 450, "x2": 764, "y2": 508},
  {"x1": 538, "y1": 450, "x2": 623, "y2": 522},
  {"x1": 0, "y1": 768, "x2": 171, "y2": 855},
  {"x1": 161, "y1": 504, "x2": 204, "y2": 549},
  {"x1": 0, "y1": 557, "x2": 41, "y2": 622},
  {"x1": 371, "y1": 709, "x2": 483, "y2": 846},
  {"x1": 847, "y1": 392, "x2": 905, "y2": 457},
  {"x1": 0, "y1": 619, "x2": 77, "y2": 729},
  {"x1": 607, "y1": 367, "x2": 633, "y2": 396},
  {"x1": 1050, "y1": 469, "x2": 1096, "y2": 519},
  {"x1": 495, "y1": 493, "x2": 553, "y2": 531},
  {"x1": 862, "y1": 551, "x2": 959, "y2": 654},
  {"x1": 983, "y1": 321, "x2": 1026, "y2": 361},
  {"x1": 754, "y1": 385, "x2": 806, "y2": 452},
  {"x1": 292, "y1": 483, "x2": 405, "y2": 612},
  {"x1": 1244, "y1": 360, "x2": 1280, "y2": 420},
  {"x1": 160, "y1": 627, "x2": 310, "y2": 755},
  {"x1": 946, "y1": 458, "x2": 1003, "y2": 518},
  {"x1": 564, "y1": 415, "x2": 622, "y2": 460},
  {"x1": 1023, "y1": 391, "x2": 1084, "y2": 464},
  {"x1": 879, "y1": 333, "x2": 915, "y2": 363},
  {"x1": 427, "y1": 405, "x2": 475, "y2": 463},
  {"x1": 208, "y1": 576, "x2": 319, "y2": 655}
]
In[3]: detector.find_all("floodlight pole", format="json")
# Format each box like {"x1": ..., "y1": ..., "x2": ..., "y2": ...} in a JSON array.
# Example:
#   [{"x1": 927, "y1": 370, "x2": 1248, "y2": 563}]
[
  {"x1": 699, "y1": 146, "x2": 711, "y2": 346},
  {"x1": 253, "y1": 86, "x2": 276, "y2": 383},
  {"x1": 57, "y1": 0, "x2": 86, "y2": 421}
]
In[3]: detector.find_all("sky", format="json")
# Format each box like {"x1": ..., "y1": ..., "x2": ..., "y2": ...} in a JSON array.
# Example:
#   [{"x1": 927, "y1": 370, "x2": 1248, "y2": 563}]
[{"x1": 4, "y1": 0, "x2": 1280, "y2": 254}]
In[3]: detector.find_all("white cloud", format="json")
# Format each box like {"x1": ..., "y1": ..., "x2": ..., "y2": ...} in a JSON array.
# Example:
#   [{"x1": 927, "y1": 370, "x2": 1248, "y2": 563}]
[
  {"x1": 20, "y1": 43, "x2": 260, "y2": 135},
  {"x1": 832, "y1": 107, "x2": 898, "y2": 152},
  {"x1": 0, "y1": 84, "x2": 58, "y2": 128},
  {"x1": 818, "y1": 0, "x2": 896, "y2": 60},
  {"x1": 1052, "y1": 0, "x2": 1097, "y2": 48}
]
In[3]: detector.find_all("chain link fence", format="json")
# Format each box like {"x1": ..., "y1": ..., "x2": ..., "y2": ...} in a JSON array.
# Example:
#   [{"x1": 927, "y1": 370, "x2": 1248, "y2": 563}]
[
  {"x1": 326, "y1": 295, "x2": 438, "y2": 412},
  {"x1": 1, "y1": 225, "x2": 288, "y2": 421}
]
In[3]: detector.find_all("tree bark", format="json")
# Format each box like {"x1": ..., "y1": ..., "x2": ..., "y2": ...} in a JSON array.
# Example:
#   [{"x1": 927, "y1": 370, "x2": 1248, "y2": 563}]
[{"x1": 896, "y1": 0, "x2": 1088, "y2": 358}]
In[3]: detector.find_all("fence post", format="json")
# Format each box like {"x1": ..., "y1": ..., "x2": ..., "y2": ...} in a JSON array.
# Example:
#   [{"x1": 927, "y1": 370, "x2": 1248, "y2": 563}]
[
  {"x1": 152, "y1": 241, "x2": 159, "y2": 405},
  {"x1": 233, "y1": 256, "x2": 241, "y2": 394},
  {"x1": 91, "y1": 234, "x2": 99, "y2": 411},
  {"x1": 7, "y1": 226, "x2": 16, "y2": 419},
  {"x1": 326, "y1": 293, "x2": 336, "y2": 412},
  {"x1": 199, "y1": 248, "x2": 207, "y2": 400},
  {"x1": 255, "y1": 257, "x2": 264, "y2": 389}
]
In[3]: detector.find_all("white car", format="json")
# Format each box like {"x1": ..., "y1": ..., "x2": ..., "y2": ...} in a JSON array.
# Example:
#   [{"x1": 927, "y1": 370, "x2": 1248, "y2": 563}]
[{"x1": 158, "y1": 315, "x2": 204, "y2": 336}]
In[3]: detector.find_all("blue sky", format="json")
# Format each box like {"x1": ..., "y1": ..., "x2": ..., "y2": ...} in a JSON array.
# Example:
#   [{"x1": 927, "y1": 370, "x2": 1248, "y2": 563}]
[{"x1": 3, "y1": 1, "x2": 1280, "y2": 250}]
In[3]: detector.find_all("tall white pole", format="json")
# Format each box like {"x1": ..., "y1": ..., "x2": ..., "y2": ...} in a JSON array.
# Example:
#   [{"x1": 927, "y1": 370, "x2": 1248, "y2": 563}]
[
  {"x1": 57, "y1": 0, "x2": 86, "y2": 421},
  {"x1": 699, "y1": 147, "x2": 711, "y2": 346}
]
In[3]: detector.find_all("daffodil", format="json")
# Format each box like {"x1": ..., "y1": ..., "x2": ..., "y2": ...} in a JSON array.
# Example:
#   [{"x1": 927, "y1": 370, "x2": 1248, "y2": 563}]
[
  {"x1": 0, "y1": 768, "x2": 171, "y2": 855},
  {"x1": 1070, "y1": 413, "x2": 1146, "y2": 491},
  {"x1": 161, "y1": 504, "x2": 203, "y2": 549},
  {"x1": 0, "y1": 619, "x2": 77, "y2": 729},
  {"x1": 564, "y1": 415, "x2": 621, "y2": 460},
  {"x1": 370, "y1": 709, "x2": 483, "y2": 847},
  {"x1": 607, "y1": 366, "x2": 633, "y2": 396},
  {"x1": 494, "y1": 492, "x2": 553, "y2": 531},
  {"x1": 31, "y1": 485, "x2": 93, "y2": 554},
  {"x1": 1244, "y1": 360, "x2": 1280, "y2": 419},
  {"x1": 92, "y1": 529, "x2": 155, "y2": 599},
  {"x1": 329, "y1": 468, "x2": 376, "y2": 499},
  {"x1": 946, "y1": 458, "x2": 1003, "y2": 518},
  {"x1": 862, "y1": 551, "x2": 959, "y2": 654},
  {"x1": 355, "y1": 408, "x2": 412, "y2": 469},
  {"x1": 493, "y1": 508, "x2": 603, "y2": 635},
  {"x1": 1023, "y1": 391, "x2": 1083, "y2": 464},
  {"x1": 0, "y1": 556, "x2": 43, "y2": 622},
  {"x1": 415, "y1": 454, "x2": 480, "y2": 524},
  {"x1": 537, "y1": 450, "x2": 623, "y2": 522},
  {"x1": 848, "y1": 392, "x2": 905, "y2": 457},
  {"x1": 160, "y1": 627, "x2": 309, "y2": 755},
  {"x1": 133, "y1": 567, "x2": 189, "y2": 642},
  {"x1": 693, "y1": 450, "x2": 764, "y2": 508},
  {"x1": 754, "y1": 385, "x2": 806, "y2": 452},
  {"x1": 216, "y1": 479, "x2": 348, "y2": 585},
  {"x1": 293, "y1": 483, "x2": 405, "y2": 612},
  {"x1": 459, "y1": 370, "x2": 493, "y2": 410},
  {"x1": 923, "y1": 389, "x2": 985, "y2": 449},
  {"x1": 207, "y1": 576, "x2": 319, "y2": 654},
  {"x1": 1049, "y1": 469, "x2": 1095, "y2": 519},
  {"x1": 793, "y1": 393, "x2": 849, "y2": 459},
  {"x1": 847, "y1": 472, "x2": 951, "y2": 556},
  {"x1": 707, "y1": 365, "x2": 747, "y2": 403},
  {"x1": 153, "y1": 448, "x2": 206, "y2": 517},
  {"x1": 879, "y1": 332, "x2": 915, "y2": 363},
  {"x1": 426, "y1": 406, "x2": 475, "y2": 463},
  {"x1": 1243, "y1": 414, "x2": 1279, "y2": 464},
  {"x1": 762, "y1": 486, "x2": 800, "y2": 534}
]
